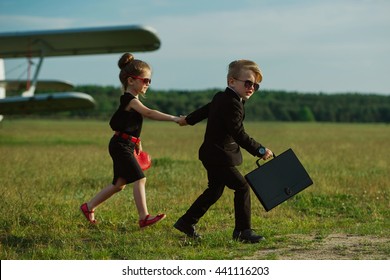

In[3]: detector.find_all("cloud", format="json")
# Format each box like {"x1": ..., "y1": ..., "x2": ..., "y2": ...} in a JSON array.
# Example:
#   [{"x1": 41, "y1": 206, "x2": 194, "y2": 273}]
[
  {"x1": 1, "y1": 0, "x2": 389, "y2": 93},
  {"x1": 137, "y1": 0, "x2": 390, "y2": 92},
  {"x1": 0, "y1": 15, "x2": 75, "y2": 32},
  {"x1": 148, "y1": 0, "x2": 390, "y2": 58}
]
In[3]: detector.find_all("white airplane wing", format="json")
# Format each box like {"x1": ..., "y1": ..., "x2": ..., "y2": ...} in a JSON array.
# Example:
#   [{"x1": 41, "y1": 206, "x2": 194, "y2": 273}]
[
  {"x1": 0, "y1": 92, "x2": 95, "y2": 114},
  {"x1": 0, "y1": 80, "x2": 74, "y2": 91},
  {"x1": 0, "y1": 25, "x2": 160, "y2": 58},
  {"x1": 0, "y1": 25, "x2": 161, "y2": 116}
]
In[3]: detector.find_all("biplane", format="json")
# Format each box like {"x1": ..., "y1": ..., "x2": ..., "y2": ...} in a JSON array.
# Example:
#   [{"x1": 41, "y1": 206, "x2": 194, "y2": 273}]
[{"x1": 0, "y1": 25, "x2": 161, "y2": 121}]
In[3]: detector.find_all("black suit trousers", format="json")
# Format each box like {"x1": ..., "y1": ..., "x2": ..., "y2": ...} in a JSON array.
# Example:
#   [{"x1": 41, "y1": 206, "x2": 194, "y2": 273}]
[{"x1": 181, "y1": 162, "x2": 251, "y2": 231}]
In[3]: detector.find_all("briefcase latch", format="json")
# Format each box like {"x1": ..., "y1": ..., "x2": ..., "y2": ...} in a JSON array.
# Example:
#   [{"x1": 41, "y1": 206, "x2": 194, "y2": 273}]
[{"x1": 284, "y1": 187, "x2": 293, "y2": 196}]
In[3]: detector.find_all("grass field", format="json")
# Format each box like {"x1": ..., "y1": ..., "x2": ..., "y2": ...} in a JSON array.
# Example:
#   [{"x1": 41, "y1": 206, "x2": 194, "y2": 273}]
[{"x1": 0, "y1": 119, "x2": 389, "y2": 260}]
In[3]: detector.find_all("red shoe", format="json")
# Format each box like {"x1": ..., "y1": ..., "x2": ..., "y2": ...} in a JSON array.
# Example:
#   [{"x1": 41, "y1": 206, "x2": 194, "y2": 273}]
[
  {"x1": 139, "y1": 214, "x2": 166, "y2": 228},
  {"x1": 80, "y1": 203, "x2": 96, "y2": 224}
]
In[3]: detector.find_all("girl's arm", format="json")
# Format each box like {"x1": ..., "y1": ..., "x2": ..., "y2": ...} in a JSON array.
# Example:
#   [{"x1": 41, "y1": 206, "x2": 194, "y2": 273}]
[{"x1": 128, "y1": 98, "x2": 179, "y2": 122}]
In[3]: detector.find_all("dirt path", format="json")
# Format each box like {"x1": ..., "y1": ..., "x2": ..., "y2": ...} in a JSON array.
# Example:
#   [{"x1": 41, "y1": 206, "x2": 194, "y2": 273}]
[{"x1": 247, "y1": 234, "x2": 390, "y2": 260}]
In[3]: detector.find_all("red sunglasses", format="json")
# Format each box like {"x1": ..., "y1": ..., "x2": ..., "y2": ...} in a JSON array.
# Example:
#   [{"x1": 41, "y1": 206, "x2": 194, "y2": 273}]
[
  {"x1": 130, "y1": 76, "x2": 152, "y2": 85},
  {"x1": 234, "y1": 78, "x2": 260, "y2": 91}
]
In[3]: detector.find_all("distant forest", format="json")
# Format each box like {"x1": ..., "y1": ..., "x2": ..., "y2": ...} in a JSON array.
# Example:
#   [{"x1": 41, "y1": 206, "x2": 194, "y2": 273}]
[{"x1": 37, "y1": 85, "x2": 390, "y2": 123}]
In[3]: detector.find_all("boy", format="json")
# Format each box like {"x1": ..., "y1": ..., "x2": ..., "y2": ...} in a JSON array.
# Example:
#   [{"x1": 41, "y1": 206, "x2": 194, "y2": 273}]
[{"x1": 175, "y1": 59, "x2": 273, "y2": 243}]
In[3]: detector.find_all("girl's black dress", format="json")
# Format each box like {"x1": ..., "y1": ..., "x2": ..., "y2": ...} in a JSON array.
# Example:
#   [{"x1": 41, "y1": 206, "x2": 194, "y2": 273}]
[{"x1": 108, "y1": 92, "x2": 144, "y2": 184}]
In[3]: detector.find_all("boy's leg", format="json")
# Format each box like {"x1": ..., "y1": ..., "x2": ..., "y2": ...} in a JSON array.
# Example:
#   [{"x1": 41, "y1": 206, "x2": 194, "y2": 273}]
[
  {"x1": 180, "y1": 165, "x2": 225, "y2": 225},
  {"x1": 180, "y1": 164, "x2": 250, "y2": 230},
  {"x1": 222, "y1": 166, "x2": 251, "y2": 230}
]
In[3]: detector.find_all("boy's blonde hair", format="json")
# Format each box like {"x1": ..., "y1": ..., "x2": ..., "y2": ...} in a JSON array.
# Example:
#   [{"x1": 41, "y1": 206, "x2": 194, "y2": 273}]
[{"x1": 227, "y1": 60, "x2": 263, "y2": 83}]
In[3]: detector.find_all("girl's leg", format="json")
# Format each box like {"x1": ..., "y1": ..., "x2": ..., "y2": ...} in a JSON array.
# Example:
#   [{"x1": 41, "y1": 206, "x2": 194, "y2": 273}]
[
  {"x1": 133, "y1": 177, "x2": 149, "y2": 220},
  {"x1": 133, "y1": 177, "x2": 166, "y2": 227},
  {"x1": 82, "y1": 176, "x2": 165, "y2": 227},
  {"x1": 86, "y1": 178, "x2": 127, "y2": 221}
]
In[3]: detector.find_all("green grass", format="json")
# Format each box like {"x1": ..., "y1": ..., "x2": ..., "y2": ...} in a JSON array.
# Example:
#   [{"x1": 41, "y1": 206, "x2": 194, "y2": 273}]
[{"x1": 0, "y1": 119, "x2": 389, "y2": 259}]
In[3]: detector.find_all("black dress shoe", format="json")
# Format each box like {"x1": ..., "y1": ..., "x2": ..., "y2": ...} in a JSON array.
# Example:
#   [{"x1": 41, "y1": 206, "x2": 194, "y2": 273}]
[
  {"x1": 173, "y1": 218, "x2": 201, "y2": 239},
  {"x1": 233, "y1": 229, "x2": 265, "y2": 243}
]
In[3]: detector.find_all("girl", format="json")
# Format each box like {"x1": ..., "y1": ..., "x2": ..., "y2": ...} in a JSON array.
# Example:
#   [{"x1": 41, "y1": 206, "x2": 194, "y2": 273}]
[{"x1": 81, "y1": 53, "x2": 180, "y2": 228}]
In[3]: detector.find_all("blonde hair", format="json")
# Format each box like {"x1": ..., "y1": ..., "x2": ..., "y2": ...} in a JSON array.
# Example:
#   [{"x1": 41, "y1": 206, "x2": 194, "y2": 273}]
[
  {"x1": 227, "y1": 60, "x2": 263, "y2": 83},
  {"x1": 118, "y1": 53, "x2": 151, "y2": 89}
]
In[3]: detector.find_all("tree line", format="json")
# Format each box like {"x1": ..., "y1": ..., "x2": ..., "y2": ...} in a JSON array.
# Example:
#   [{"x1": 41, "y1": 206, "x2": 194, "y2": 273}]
[{"x1": 33, "y1": 85, "x2": 390, "y2": 123}]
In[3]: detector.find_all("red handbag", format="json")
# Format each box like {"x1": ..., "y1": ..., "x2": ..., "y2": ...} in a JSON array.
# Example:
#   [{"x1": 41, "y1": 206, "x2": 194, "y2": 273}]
[{"x1": 134, "y1": 150, "x2": 152, "y2": 171}]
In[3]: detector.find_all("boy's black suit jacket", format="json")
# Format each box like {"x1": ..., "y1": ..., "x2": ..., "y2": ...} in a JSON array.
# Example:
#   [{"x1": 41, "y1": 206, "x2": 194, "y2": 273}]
[{"x1": 185, "y1": 87, "x2": 262, "y2": 166}]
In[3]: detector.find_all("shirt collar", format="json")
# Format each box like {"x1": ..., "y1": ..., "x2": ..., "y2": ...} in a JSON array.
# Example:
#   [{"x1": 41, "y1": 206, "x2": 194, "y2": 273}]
[{"x1": 227, "y1": 86, "x2": 242, "y2": 102}]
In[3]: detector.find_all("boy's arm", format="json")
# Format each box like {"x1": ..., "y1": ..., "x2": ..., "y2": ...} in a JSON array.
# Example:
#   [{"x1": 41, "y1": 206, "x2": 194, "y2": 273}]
[
  {"x1": 185, "y1": 103, "x2": 210, "y2": 125},
  {"x1": 224, "y1": 100, "x2": 262, "y2": 156}
]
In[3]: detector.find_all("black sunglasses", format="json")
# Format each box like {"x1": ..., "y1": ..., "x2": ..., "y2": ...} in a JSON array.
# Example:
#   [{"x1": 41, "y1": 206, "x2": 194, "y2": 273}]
[{"x1": 234, "y1": 78, "x2": 260, "y2": 91}]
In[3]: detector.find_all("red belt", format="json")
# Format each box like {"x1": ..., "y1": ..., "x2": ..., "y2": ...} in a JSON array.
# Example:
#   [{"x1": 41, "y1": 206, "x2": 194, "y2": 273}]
[{"x1": 114, "y1": 132, "x2": 140, "y2": 144}]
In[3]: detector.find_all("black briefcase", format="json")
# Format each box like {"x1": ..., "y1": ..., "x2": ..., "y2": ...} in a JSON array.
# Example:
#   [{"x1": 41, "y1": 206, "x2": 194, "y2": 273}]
[{"x1": 245, "y1": 148, "x2": 313, "y2": 211}]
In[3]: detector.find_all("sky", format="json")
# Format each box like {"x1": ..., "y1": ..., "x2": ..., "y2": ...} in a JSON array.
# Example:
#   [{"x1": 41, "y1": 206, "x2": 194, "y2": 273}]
[{"x1": 0, "y1": 0, "x2": 389, "y2": 94}]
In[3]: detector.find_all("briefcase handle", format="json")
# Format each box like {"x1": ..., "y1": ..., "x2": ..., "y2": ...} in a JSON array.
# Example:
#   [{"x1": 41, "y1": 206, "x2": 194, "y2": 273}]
[{"x1": 256, "y1": 152, "x2": 276, "y2": 167}]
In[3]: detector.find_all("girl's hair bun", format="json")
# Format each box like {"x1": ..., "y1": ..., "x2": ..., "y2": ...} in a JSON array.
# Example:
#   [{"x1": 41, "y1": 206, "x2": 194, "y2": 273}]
[{"x1": 118, "y1": 53, "x2": 134, "y2": 69}]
